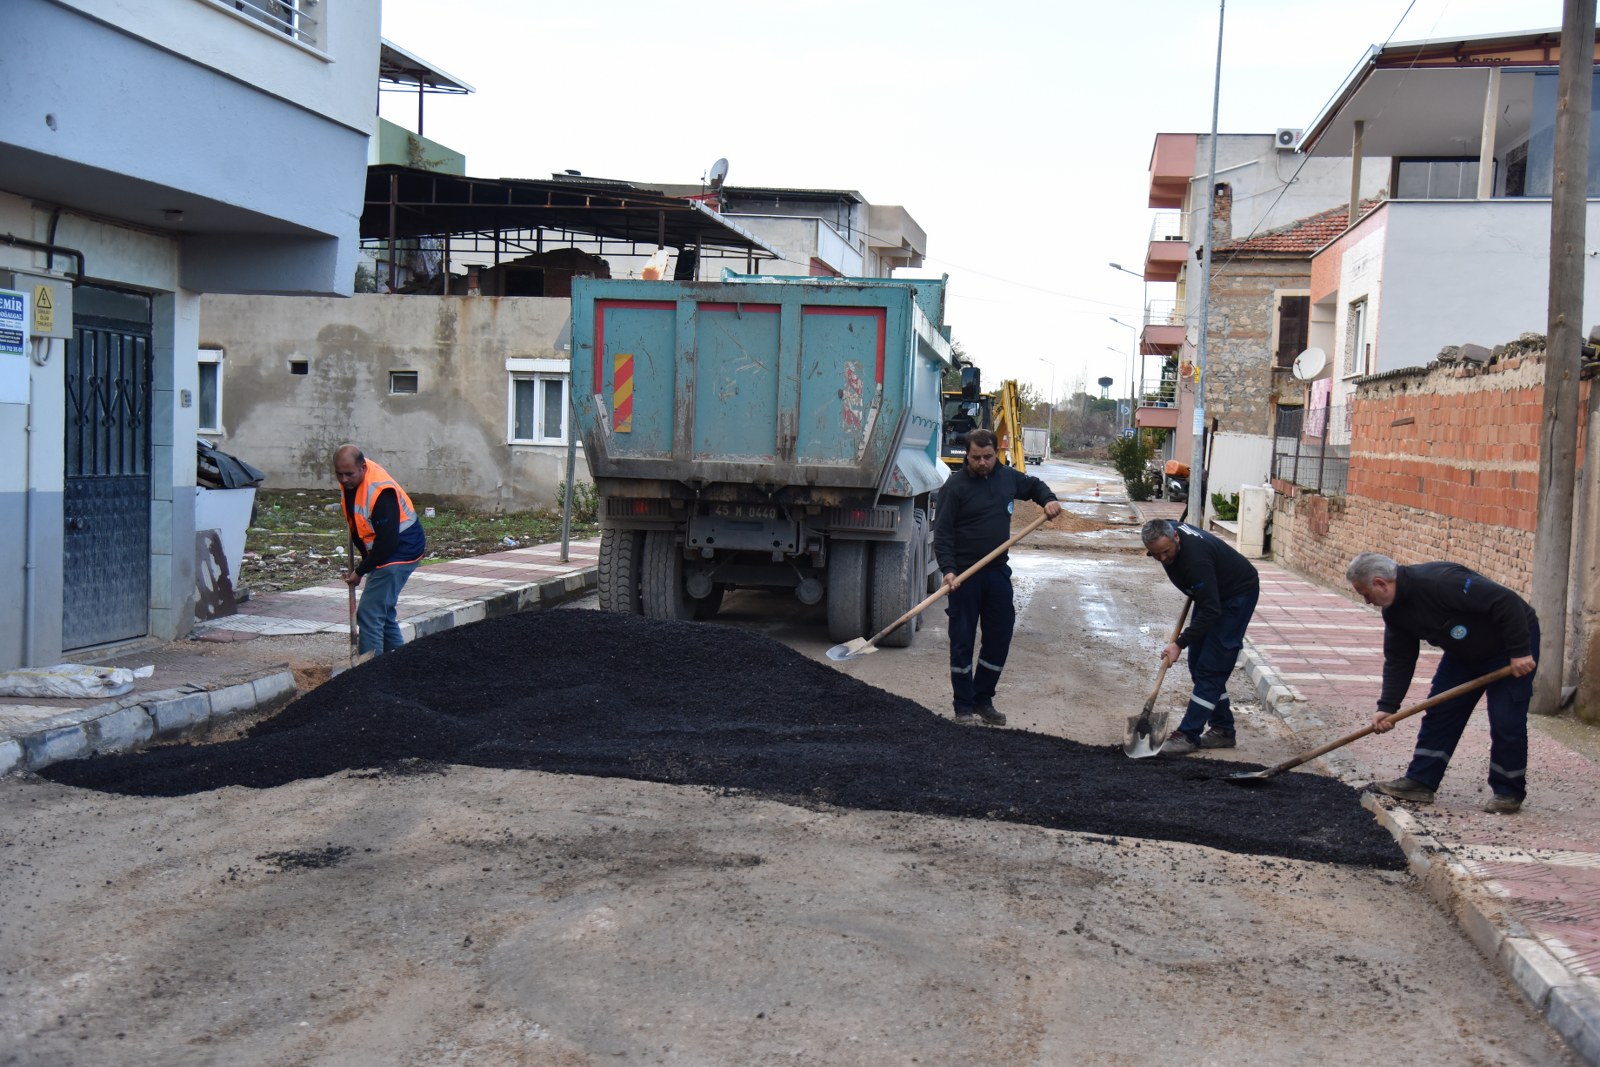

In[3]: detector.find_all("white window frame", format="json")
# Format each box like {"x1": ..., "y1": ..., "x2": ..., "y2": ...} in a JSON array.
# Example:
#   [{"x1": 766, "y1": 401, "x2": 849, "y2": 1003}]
[
  {"x1": 506, "y1": 358, "x2": 571, "y2": 445},
  {"x1": 198, "y1": 347, "x2": 224, "y2": 434},
  {"x1": 389, "y1": 370, "x2": 419, "y2": 395},
  {"x1": 1344, "y1": 298, "x2": 1370, "y2": 378}
]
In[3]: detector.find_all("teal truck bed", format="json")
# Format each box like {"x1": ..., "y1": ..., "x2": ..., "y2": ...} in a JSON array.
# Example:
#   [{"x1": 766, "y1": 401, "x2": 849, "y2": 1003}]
[{"x1": 570, "y1": 273, "x2": 952, "y2": 645}]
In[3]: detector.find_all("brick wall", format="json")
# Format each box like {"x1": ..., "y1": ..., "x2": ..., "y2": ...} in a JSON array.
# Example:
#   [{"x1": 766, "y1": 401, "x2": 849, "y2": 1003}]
[{"x1": 1271, "y1": 340, "x2": 1587, "y2": 599}]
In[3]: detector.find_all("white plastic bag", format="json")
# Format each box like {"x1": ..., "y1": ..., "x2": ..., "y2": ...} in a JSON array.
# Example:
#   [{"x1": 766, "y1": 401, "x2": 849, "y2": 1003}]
[{"x1": 0, "y1": 663, "x2": 155, "y2": 700}]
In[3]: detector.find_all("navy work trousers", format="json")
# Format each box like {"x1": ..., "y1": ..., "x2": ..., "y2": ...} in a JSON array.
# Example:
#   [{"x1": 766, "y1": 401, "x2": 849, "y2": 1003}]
[
  {"x1": 1406, "y1": 622, "x2": 1538, "y2": 799},
  {"x1": 1175, "y1": 589, "x2": 1259, "y2": 739},
  {"x1": 946, "y1": 564, "x2": 1015, "y2": 712}
]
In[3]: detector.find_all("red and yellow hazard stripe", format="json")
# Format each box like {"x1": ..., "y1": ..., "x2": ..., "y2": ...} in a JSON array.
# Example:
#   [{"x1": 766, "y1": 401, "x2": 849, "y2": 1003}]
[{"x1": 613, "y1": 352, "x2": 634, "y2": 433}]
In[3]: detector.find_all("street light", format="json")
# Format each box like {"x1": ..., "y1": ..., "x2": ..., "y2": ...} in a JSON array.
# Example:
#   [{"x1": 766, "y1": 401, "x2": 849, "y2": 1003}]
[
  {"x1": 1109, "y1": 262, "x2": 1148, "y2": 432},
  {"x1": 1109, "y1": 316, "x2": 1138, "y2": 430},
  {"x1": 1036, "y1": 357, "x2": 1056, "y2": 458}
]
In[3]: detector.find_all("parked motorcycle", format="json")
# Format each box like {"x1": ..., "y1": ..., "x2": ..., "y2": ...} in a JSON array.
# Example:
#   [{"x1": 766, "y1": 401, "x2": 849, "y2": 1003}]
[{"x1": 1162, "y1": 459, "x2": 1190, "y2": 502}]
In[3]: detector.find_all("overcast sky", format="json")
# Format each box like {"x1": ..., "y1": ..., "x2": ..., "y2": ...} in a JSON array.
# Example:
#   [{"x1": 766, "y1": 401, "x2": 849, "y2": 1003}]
[{"x1": 378, "y1": 0, "x2": 1568, "y2": 405}]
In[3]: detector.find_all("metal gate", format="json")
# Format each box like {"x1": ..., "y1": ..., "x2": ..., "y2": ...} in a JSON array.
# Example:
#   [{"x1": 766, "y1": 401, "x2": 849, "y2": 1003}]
[{"x1": 62, "y1": 287, "x2": 154, "y2": 650}]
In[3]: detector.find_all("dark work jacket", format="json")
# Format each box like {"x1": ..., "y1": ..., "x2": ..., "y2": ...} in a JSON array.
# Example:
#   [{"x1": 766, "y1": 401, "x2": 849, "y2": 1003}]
[
  {"x1": 1377, "y1": 562, "x2": 1538, "y2": 711},
  {"x1": 1158, "y1": 522, "x2": 1259, "y2": 649},
  {"x1": 933, "y1": 464, "x2": 1057, "y2": 574}
]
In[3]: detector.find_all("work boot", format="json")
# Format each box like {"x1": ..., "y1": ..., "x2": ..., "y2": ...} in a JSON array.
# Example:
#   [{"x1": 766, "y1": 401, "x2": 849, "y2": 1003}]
[
  {"x1": 953, "y1": 707, "x2": 979, "y2": 726},
  {"x1": 1198, "y1": 729, "x2": 1236, "y2": 749},
  {"x1": 1162, "y1": 730, "x2": 1199, "y2": 755},
  {"x1": 975, "y1": 701, "x2": 1007, "y2": 726},
  {"x1": 1373, "y1": 777, "x2": 1435, "y2": 803},
  {"x1": 1482, "y1": 794, "x2": 1523, "y2": 814}
]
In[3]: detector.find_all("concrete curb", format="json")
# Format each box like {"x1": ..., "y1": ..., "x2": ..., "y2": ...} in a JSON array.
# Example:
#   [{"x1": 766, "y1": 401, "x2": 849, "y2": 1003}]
[
  {"x1": 1241, "y1": 641, "x2": 1600, "y2": 1066},
  {"x1": 2, "y1": 566, "x2": 598, "y2": 779}
]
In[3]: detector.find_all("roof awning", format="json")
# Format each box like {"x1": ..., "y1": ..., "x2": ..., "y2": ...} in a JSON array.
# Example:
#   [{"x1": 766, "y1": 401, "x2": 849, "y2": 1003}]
[
  {"x1": 360, "y1": 166, "x2": 781, "y2": 260},
  {"x1": 1300, "y1": 27, "x2": 1588, "y2": 156},
  {"x1": 379, "y1": 39, "x2": 474, "y2": 93}
]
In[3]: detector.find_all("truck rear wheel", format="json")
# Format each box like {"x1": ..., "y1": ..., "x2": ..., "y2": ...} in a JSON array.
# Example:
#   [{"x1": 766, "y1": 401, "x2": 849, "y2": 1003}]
[
  {"x1": 826, "y1": 539, "x2": 870, "y2": 643},
  {"x1": 641, "y1": 530, "x2": 694, "y2": 620},
  {"x1": 869, "y1": 524, "x2": 920, "y2": 649},
  {"x1": 597, "y1": 529, "x2": 644, "y2": 614}
]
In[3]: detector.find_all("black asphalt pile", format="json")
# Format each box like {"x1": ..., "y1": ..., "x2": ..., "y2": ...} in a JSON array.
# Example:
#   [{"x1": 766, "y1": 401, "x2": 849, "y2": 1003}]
[{"x1": 43, "y1": 611, "x2": 1404, "y2": 869}]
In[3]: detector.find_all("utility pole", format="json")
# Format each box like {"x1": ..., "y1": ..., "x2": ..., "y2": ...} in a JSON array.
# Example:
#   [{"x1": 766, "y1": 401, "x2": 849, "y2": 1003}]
[
  {"x1": 1531, "y1": 0, "x2": 1594, "y2": 716},
  {"x1": 1187, "y1": 0, "x2": 1226, "y2": 526}
]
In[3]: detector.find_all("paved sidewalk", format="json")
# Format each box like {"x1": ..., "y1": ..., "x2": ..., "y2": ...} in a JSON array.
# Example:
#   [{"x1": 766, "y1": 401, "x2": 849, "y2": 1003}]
[
  {"x1": 0, "y1": 537, "x2": 600, "y2": 778},
  {"x1": 1238, "y1": 557, "x2": 1600, "y2": 1064}
]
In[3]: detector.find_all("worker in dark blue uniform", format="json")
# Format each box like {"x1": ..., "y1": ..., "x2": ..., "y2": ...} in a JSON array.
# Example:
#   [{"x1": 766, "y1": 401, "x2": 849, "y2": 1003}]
[
  {"x1": 932, "y1": 429, "x2": 1061, "y2": 726},
  {"x1": 1141, "y1": 519, "x2": 1260, "y2": 754},
  {"x1": 1347, "y1": 552, "x2": 1538, "y2": 814}
]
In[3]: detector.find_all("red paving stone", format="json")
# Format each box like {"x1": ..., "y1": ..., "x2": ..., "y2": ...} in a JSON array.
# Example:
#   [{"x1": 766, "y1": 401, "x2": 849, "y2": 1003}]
[{"x1": 1245, "y1": 557, "x2": 1600, "y2": 986}]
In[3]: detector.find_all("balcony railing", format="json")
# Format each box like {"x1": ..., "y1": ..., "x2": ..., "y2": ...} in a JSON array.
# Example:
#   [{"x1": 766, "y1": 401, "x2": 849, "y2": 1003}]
[
  {"x1": 1143, "y1": 299, "x2": 1185, "y2": 327},
  {"x1": 1272, "y1": 404, "x2": 1352, "y2": 496},
  {"x1": 1139, "y1": 375, "x2": 1179, "y2": 408},
  {"x1": 1148, "y1": 211, "x2": 1186, "y2": 244},
  {"x1": 223, "y1": 0, "x2": 321, "y2": 48}
]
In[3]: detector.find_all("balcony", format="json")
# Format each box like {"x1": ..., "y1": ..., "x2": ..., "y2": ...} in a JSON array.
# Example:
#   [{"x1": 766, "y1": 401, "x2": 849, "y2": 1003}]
[
  {"x1": 1144, "y1": 211, "x2": 1187, "y2": 283},
  {"x1": 1141, "y1": 298, "x2": 1185, "y2": 354},
  {"x1": 1136, "y1": 374, "x2": 1181, "y2": 430},
  {"x1": 1148, "y1": 133, "x2": 1197, "y2": 209}
]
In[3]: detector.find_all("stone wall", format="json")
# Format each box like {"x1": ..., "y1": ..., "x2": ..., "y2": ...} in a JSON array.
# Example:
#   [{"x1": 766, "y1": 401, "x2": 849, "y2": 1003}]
[{"x1": 1205, "y1": 260, "x2": 1310, "y2": 437}]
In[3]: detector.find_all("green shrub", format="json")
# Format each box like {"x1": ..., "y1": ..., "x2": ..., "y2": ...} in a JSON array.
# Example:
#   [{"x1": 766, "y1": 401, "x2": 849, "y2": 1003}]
[
  {"x1": 1211, "y1": 492, "x2": 1239, "y2": 520},
  {"x1": 1107, "y1": 434, "x2": 1156, "y2": 501}
]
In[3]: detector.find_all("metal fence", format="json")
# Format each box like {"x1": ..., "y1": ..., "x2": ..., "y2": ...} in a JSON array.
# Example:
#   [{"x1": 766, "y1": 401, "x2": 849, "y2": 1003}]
[{"x1": 1272, "y1": 404, "x2": 1351, "y2": 495}]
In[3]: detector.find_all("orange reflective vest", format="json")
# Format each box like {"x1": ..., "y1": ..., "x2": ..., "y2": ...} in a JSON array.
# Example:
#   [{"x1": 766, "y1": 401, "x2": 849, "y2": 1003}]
[{"x1": 342, "y1": 459, "x2": 425, "y2": 568}]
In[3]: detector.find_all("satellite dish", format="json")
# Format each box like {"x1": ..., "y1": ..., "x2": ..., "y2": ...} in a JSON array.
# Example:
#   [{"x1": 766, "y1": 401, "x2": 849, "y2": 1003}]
[
  {"x1": 708, "y1": 158, "x2": 729, "y2": 190},
  {"x1": 1184, "y1": 325, "x2": 1199, "y2": 347},
  {"x1": 1291, "y1": 346, "x2": 1331, "y2": 381}
]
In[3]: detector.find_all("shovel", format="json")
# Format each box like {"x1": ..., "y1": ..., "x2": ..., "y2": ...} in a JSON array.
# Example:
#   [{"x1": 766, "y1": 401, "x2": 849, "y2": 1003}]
[
  {"x1": 1222, "y1": 665, "x2": 1515, "y2": 786},
  {"x1": 1123, "y1": 596, "x2": 1193, "y2": 759},
  {"x1": 826, "y1": 511, "x2": 1052, "y2": 661}
]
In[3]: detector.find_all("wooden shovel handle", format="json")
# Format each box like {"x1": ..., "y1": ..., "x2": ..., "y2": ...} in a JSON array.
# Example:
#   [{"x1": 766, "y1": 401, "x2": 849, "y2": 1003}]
[
  {"x1": 1143, "y1": 597, "x2": 1194, "y2": 711},
  {"x1": 860, "y1": 510, "x2": 1052, "y2": 649},
  {"x1": 1264, "y1": 665, "x2": 1515, "y2": 778}
]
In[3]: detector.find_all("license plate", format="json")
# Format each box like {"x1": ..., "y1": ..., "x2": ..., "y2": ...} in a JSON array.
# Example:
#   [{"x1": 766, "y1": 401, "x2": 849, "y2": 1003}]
[{"x1": 711, "y1": 504, "x2": 777, "y2": 521}]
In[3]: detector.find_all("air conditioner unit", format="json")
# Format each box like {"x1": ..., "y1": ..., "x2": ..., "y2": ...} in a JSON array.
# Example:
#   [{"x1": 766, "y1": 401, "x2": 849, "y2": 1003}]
[{"x1": 1274, "y1": 128, "x2": 1302, "y2": 151}]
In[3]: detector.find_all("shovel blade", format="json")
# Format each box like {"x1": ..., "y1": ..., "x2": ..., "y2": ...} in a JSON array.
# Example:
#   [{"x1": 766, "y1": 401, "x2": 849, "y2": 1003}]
[
  {"x1": 826, "y1": 638, "x2": 877, "y2": 662},
  {"x1": 1122, "y1": 711, "x2": 1170, "y2": 759}
]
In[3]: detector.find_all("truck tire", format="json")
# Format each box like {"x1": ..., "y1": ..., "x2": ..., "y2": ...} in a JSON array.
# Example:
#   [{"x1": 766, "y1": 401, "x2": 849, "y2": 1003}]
[
  {"x1": 826, "y1": 539, "x2": 870, "y2": 643},
  {"x1": 870, "y1": 527, "x2": 920, "y2": 649},
  {"x1": 597, "y1": 529, "x2": 644, "y2": 614},
  {"x1": 641, "y1": 530, "x2": 694, "y2": 620}
]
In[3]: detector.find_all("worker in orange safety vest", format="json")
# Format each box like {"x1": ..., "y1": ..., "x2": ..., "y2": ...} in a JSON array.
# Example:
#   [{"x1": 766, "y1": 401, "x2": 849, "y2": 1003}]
[{"x1": 334, "y1": 444, "x2": 427, "y2": 656}]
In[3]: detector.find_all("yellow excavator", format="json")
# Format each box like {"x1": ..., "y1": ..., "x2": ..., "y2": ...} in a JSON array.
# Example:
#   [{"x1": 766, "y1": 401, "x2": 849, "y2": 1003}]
[{"x1": 940, "y1": 365, "x2": 1026, "y2": 472}]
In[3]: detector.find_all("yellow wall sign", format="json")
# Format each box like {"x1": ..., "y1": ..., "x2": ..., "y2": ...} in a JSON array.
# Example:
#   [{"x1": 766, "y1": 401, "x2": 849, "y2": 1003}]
[{"x1": 32, "y1": 284, "x2": 53, "y2": 334}]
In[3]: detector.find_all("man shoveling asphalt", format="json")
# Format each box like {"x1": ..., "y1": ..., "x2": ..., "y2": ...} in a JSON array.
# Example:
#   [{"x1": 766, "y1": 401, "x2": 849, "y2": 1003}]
[
  {"x1": 1141, "y1": 519, "x2": 1260, "y2": 754},
  {"x1": 1347, "y1": 552, "x2": 1538, "y2": 814}
]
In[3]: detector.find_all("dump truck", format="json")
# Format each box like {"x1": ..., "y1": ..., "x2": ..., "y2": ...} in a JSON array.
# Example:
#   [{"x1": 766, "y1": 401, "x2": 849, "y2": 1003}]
[
  {"x1": 939, "y1": 369, "x2": 1026, "y2": 472},
  {"x1": 1022, "y1": 426, "x2": 1049, "y2": 465},
  {"x1": 570, "y1": 273, "x2": 952, "y2": 646}
]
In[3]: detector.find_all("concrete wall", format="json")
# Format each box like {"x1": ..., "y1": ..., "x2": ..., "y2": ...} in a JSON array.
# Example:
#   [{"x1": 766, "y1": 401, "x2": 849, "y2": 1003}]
[
  {"x1": 200, "y1": 295, "x2": 588, "y2": 511},
  {"x1": 1378, "y1": 200, "x2": 1600, "y2": 370},
  {"x1": 1186, "y1": 135, "x2": 1391, "y2": 244},
  {"x1": 58, "y1": 0, "x2": 377, "y2": 133},
  {"x1": 5, "y1": 0, "x2": 375, "y2": 296}
]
